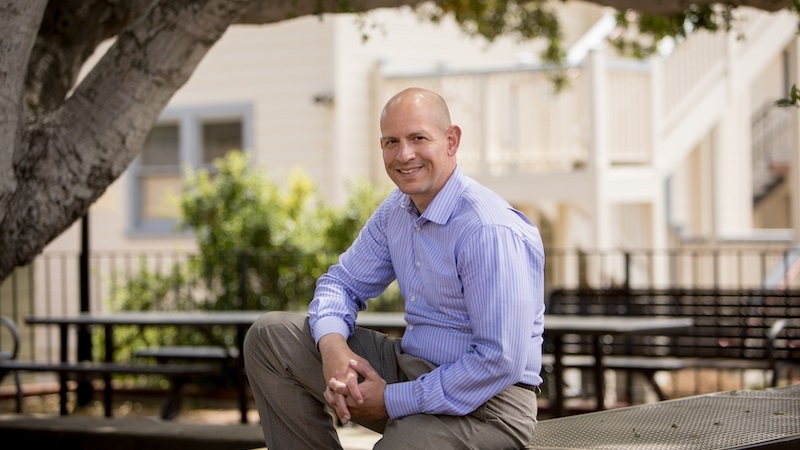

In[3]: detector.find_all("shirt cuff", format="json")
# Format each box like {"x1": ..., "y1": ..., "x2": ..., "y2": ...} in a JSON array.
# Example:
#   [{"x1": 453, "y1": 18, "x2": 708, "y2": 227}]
[
  {"x1": 311, "y1": 316, "x2": 351, "y2": 344},
  {"x1": 384, "y1": 381, "x2": 421, "y2": 419}
]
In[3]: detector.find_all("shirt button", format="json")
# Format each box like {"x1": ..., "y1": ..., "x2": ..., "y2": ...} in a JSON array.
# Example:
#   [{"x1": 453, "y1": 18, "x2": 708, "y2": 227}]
[
  {"x1": 416, "y1": 226, "x2": 421, "y2": 231},
  {"x1": 410, "y1": 296, "x2": 416, "y2": 302},
  {"x1": 415, "y1": 261, "x2": 420, "y2": 267},
  {"x1": 408, "y1": 325, "x2": 414, "y2": 331}
]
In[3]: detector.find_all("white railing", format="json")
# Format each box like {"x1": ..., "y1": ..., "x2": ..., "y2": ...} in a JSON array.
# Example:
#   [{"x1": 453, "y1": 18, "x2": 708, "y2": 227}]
[
  {"x1": 379, "y1": 9, "x2": 787, "y2": 176},
  {"x1": 382, "y1": 68, "x2": 592, "y2": 176},
  {"x1": 660, "y1": 29, "x2": 727, "y2": 125},
  {"x1": 606, "y1": 61, "x2": 652, "y2": 165}
]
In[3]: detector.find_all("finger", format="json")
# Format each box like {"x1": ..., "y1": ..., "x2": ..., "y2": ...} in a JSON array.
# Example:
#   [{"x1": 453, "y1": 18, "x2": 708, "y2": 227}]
[
  {"x1": 328, "y1": 377, "x2": 348, "y2": 395},
  {"x1": 324, "y1": 382, "x2": 352, "y2": 423},
  {"x1": 332, "y1": 391, "x2": 351, "y2": 424},
  {"x1": 350, "y1": 358, "x2": 379, "y2": 379},
  {"x1": 323, "y1": 387, "x2": 336, "y2": 406},
  {"x1": 324, "y1": 387, "x2": 350, "y2": 421},
  {"x1": 341, "y1": 361, "x2": 365, "y2": 405}
]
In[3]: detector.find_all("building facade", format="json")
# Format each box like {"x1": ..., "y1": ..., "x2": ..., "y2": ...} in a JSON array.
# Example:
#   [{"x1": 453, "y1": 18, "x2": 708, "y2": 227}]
[{"x1": 7, "y1": 4, "x2": 800, "y2": 318}]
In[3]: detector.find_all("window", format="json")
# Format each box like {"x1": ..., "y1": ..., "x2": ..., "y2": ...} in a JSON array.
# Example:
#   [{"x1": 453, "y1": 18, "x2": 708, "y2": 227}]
[{"x1": 131, "y1": 104, "x2": 252, "y2": 233}]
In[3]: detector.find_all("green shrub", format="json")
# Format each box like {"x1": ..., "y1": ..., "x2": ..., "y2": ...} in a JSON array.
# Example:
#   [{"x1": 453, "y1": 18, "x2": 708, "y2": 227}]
[{"x1": 106, "y1": 151, "x2": 402, "y2": 357}]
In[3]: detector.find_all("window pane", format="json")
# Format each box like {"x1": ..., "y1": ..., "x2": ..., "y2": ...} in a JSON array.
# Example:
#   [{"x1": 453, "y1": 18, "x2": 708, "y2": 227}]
[
  {"x1": 143, "y1": 124, "x2": 179, "y2": 166},
  {"x1": 202, "y1": 120, "x2": 241, "y2": 164},
  {"x1": 140, "y1": 174, "x2": 182, "y2": 220}
]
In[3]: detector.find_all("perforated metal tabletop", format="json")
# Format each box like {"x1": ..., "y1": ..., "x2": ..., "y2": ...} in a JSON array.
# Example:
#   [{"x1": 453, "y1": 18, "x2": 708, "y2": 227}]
[{"x1": 529, "y1": 385, "x2": 800, "y2": 450}]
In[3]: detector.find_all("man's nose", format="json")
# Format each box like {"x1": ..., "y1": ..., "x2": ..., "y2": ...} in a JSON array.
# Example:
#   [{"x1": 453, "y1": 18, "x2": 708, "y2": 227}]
[{"x1": 395, "y1": 142, "x2": 414, "y2": 162}]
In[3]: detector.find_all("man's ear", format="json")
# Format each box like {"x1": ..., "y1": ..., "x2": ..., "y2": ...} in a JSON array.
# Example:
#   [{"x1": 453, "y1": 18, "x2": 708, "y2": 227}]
[{"x1": 447, "y1": 125, "x2": 462, "y2": 156}]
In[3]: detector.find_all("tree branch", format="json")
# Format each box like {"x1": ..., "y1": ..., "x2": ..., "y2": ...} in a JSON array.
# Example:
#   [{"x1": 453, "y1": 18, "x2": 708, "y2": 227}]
[
  {"x1": 587, "y1": 0, "x2": 792, "y2": 14},
  {"x1": 3, "y1": 0, "x2": 250, "y2": 274},
  {"x1": 232, "y1": 0, "x2": 794, "y2": 24},
  {"x1": 0, "y1": 0, "x2": 47, "y2": 223},
  {"x1": 235, "y1": 0, "x2": 427, "y2": 24},
  {"x1": 60, "y1": 0, "x2": 252, "y2": 195},
  {"x1": 26, "y1": 0, "x2": 154, "y2": 113}
]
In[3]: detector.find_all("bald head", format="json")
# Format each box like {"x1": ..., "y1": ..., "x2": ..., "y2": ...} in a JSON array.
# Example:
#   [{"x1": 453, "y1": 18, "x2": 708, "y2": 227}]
[
  {"x1": 380, "y1": 88, "x2": 452, "y2": 133},
  {"x1": 378, "y1": 87, "x2": 461, "y2": 213}
]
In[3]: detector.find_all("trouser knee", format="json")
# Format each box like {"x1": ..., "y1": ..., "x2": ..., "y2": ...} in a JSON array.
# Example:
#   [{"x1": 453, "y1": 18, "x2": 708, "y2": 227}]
[{"x1": 244, "y1": 311, "x2": 306, "y2": 366}]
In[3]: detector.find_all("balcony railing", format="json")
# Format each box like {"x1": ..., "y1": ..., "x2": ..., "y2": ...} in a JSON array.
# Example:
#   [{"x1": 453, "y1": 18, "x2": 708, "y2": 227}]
[{"x1": 376, "y1": 9, "x2": 793, "y2": 180}]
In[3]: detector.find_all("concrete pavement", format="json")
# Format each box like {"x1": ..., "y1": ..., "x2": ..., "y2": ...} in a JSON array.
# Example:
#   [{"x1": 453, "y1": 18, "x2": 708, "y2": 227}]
[{"x1": 0, "y1": 413, "x2": 381, "y2": 450}]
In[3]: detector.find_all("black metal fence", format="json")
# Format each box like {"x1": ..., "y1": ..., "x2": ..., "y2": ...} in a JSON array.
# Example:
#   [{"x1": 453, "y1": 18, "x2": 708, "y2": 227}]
[
  {"x1": 2, "y1": 245, "x2": 799, "y2": 401},
  {"x1": 4, "y1": 245, "x2": 800, "y2": 336}
]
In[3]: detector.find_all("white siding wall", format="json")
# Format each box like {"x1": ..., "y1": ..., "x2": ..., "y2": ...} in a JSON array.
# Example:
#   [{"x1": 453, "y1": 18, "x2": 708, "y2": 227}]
[{"x1": 170, "y1": 17, "x2": 337, "y2": 187}]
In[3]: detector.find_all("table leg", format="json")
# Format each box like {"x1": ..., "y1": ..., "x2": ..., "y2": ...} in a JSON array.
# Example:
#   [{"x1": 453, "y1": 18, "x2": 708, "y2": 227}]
[
  {"x1": 592, "y1": 334, "x2": 605, "y2": 411},
  {"x1": 103, "y1": 324, "x2": 114, "y2": 418},
  {"x1": 236, "y1": 325, "x2": 248, "y2": 424},
  {"x1": 59, "y1": 324, "x2": 68, "y2": 416},
  {"x1": 76, "y1": 324, "x2": 94, "y2": 407},
  {"x1": 552, "y1": 334, "x2": 565, "y2": 417}
]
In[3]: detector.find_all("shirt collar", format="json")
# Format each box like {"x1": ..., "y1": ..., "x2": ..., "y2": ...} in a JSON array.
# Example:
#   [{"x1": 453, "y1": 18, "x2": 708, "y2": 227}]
[{"x1": 417, "y1": 165, "x2": 466, "y2": 226}]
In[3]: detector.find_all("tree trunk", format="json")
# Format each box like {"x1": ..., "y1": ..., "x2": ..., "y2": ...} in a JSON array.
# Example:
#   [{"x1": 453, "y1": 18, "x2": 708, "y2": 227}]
[
  {"x1": 0, "y1": 0, "x2": 250, "y2": 279},
  {"x1": 0, "y1": 0, "x2": 47, "y2": 222}
]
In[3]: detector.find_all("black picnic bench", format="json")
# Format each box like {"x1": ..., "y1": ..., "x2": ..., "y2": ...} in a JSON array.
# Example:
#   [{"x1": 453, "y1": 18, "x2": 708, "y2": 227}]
[
  {"x1": 132, "y1": 345, "x2": 240, "y2": 384},
  {"x1": 134, "y1": 345, "x2": 240, "y2": 362},
  {"x1": 0, "y1": 316, "x2": 220, "y2": 420},
  {"x1": 545, "y1": 287, "x2": 800, "y2": 406},
  {"x1": 132, "y1": 344, "x2": 241, "y2": 411}
]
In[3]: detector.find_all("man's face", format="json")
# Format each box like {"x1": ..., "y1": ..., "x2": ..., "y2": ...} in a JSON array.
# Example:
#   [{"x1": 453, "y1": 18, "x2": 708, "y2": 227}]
[{"x1": 380, "y1": 101, "x2": 459, "y2": 213}]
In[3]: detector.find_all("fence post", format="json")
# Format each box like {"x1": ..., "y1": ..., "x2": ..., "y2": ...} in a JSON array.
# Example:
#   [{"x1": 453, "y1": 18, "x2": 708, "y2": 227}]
[
  {"x1": 623, "y1": 251, "x2": 631, "y2": 291},
  {"x1": 77, "y1": 214, "x2": 93, "y2": 406},
  {"x1": 238, "y1": 251, "x2": 247, "y2": 310}
]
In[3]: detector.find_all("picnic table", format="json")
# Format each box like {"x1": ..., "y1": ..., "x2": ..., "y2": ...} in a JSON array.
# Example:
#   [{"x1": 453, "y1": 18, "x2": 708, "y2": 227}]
[
  {"x1": 546, "y1": 287, "x2": 800, "y2": 407},
  {"x1": 18, "y1": 310, "x2": 694, "y2": 423},
  {"x1": 21, "y1": 311, "x2": 408, "y2": 423},
  {"x1": 543, "y1": 315, "x2": 693, "y2": 416},
  {"x1": 23, "y1": 312, "x2": 258, "y2": 420}
]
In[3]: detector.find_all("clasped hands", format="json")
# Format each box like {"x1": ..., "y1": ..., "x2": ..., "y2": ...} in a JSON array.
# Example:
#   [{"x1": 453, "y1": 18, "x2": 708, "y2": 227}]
[
  {"x1": 323, "y1": 358, "x2": 388, "y2": 424},
  {"x1": 319, "y1": 334, "x2": 388, "y2": 424}
]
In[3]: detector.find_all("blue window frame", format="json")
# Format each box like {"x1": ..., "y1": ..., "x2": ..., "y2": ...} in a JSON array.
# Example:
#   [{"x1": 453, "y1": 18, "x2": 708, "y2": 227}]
[{"x1": 130, "y1": 104, "x2": 253, "y2": 234}]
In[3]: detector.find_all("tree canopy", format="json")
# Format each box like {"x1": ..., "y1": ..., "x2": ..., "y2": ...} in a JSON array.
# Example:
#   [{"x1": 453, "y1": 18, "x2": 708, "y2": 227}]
[{"x1": 0, "y1": 0, "x2": 796, "y2": 282}]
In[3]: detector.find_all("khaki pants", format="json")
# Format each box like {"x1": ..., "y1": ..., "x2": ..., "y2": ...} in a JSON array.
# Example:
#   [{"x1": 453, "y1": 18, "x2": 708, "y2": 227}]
[{"x1": 244, "y1": 311, "x2": 537, "y2": 450}]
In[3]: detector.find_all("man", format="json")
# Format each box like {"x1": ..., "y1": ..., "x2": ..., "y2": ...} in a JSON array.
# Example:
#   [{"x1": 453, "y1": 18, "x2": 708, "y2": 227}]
[{"x1": 244, "y1": 87, "x2": 545, "y2": 449}]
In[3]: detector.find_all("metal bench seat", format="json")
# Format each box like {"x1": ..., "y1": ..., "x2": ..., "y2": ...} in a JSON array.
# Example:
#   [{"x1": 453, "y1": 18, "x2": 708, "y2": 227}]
[
  {"x1": 134, "y1": 345, "x2": 239, "y2": 361},
  {"x1": 0, "y1": 315, "x2": 220, "y2": 420}
]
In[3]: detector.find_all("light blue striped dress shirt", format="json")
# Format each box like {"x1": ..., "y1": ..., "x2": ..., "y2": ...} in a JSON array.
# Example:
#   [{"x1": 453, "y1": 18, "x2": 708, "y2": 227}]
[{"x1": 309, "y1": 166, "x2": 545, "y2": 419}]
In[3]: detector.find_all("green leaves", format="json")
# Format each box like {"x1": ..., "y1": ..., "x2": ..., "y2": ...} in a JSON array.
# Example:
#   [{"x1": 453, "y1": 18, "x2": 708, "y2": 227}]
[
  {"x1": 107, "y1": 150, "x2": 403, "y2": 367},
  {"x1": 611, "y1": 5, "x2": 735, "y2": 59},
  {"x1": 111, "y1": 151, "x2": 392, "y2": 315},
  {"x1": 775, "y1": 84, "x2": 800, "y2": 108},
  {"x1": 426, "y1": 1, "x2": 564, "y2": 67}
]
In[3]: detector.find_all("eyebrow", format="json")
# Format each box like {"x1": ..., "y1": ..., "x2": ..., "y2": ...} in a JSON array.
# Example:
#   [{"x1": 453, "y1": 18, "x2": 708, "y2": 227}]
[{"x1": 381, "y1": 127, "x2": 435, "y2": 144}]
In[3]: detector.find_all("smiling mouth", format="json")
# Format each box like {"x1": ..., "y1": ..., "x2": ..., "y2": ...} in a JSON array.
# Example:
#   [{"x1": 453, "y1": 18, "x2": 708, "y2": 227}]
[{"x1": 398, "y1": 167, "x2": 420, "y2": 175}]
